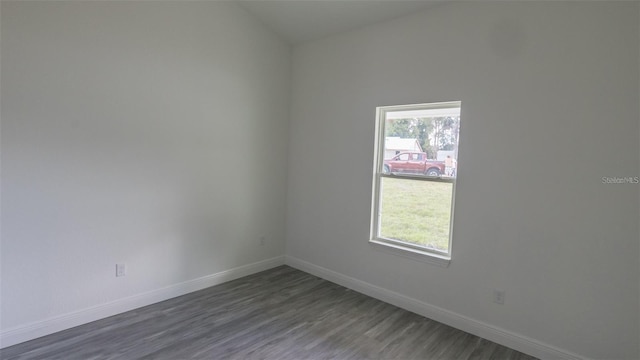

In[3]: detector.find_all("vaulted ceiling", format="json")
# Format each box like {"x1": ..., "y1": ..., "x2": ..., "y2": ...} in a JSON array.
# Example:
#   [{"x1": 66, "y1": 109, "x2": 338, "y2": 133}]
[{"x1": 238, "y1": 1, "x2": 444, "y2": 45}]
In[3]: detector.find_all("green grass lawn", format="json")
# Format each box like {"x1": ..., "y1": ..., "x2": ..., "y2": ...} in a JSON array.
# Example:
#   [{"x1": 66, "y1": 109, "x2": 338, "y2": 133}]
[{"x1": 379, "y1": 177, "x2": 453, "y2": 251}]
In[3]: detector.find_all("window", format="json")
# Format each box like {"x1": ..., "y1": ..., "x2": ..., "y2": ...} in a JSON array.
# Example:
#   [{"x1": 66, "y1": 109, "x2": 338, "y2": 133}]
[{"x1": 370, "y1": 101, "x2": 461, "y2": 264}]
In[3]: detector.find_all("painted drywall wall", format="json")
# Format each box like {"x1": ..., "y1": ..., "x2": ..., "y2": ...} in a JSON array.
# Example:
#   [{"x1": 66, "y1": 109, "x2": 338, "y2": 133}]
[
  {"x1": 287, "y1": 2, "x2": 639, "y2": 359},
  {"x1": 1, "y1": 1, "x2": 290, "y2": 334}
]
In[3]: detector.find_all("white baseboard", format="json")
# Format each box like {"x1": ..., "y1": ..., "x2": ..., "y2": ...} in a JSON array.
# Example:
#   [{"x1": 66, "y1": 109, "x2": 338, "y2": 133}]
[
  {"x1": 0, "y1": 256, "x2": 285, "y2": 349},
  {"x1": 285, "y1": 255, "x2": 585, "y2": 360}
]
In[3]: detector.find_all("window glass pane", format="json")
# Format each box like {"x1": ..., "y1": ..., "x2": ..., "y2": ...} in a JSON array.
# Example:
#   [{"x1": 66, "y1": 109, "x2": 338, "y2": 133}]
[
  {"x1": 383, "y1": 110, "x2": 460, "y2": 178},
  {"x1": 372, "y1": 102, "x2": 461, "y2": 258},
  {"x1": 378, "y1": 176, "x2": 453, "y2": 252}
]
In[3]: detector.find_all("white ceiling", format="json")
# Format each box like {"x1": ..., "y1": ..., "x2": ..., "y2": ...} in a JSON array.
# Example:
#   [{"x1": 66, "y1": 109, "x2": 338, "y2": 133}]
[{"x1": 237, "y1": 1, "x2": 444, "y2": 45}]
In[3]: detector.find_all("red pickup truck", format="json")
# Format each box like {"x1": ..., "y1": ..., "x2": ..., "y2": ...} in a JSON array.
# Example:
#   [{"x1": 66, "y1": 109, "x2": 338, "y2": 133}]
[{"x1": 383, "y1": 152, "x2": 445, "y2": 177}]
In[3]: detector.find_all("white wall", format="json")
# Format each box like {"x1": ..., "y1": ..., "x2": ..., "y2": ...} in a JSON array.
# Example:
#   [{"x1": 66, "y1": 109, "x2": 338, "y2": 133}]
[
  {"x1": 287, "y1": 2, "x2": 639, "y2": 359},
  {"x1": 1, "y1": 0, "x2": 290, "y2": 339}
]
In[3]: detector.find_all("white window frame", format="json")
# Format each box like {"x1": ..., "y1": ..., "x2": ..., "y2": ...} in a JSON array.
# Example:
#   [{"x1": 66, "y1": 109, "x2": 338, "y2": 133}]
[{"x1": 370, "y1": 101, "x2": 461, "y2": 267}]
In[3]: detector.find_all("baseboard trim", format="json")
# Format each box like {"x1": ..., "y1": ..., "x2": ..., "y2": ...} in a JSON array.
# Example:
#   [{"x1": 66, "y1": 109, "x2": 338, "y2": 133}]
[
  {"x1": 0, "y1": 256, "x2": 285, "y2": 349},
  {"x1": 285, "y1": 255, "x2": 585, "y2": 360}
]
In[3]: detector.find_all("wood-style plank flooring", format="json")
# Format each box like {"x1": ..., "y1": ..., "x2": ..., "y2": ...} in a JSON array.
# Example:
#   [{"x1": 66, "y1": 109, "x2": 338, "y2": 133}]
[{"x1": 1, "y1": 266, "x2": 537, "y2": 360}]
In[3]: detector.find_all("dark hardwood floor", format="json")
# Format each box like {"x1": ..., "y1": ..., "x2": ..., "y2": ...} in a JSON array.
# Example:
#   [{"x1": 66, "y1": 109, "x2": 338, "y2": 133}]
[{"x1": 1, "y1": 266, "x2": 537, "y2": 360}]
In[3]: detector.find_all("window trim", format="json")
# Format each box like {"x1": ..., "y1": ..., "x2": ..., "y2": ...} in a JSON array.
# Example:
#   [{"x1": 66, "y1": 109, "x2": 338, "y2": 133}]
[{"x1": 370, "y1": 101, "x2": 461, "y2": 265}]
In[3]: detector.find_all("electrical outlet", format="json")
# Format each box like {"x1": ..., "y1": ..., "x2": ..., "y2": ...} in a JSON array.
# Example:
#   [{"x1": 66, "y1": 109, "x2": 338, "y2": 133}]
[
  {"x1": 493, "y1": 289, "x2": 505, "y2": 305},
  {"x1": 116, "y1": 264, "x2": 126, "y2": 277},
  {"x1": 259, "y1": 236, "x2": 266, "y2": 246}
]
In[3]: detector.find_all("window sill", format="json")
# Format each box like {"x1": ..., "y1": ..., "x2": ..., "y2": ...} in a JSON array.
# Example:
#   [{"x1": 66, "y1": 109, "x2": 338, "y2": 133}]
[{"x1": 369, "y1": 239, "x2": 451, "y2": 268}]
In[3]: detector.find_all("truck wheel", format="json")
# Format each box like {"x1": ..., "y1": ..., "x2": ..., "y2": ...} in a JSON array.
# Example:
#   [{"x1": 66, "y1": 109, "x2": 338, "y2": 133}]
[
  {"x1": 426, "y1": 168, "x2": 440, "y2": 177},
  {"x1": 383, "y1": 165, "x2": 390, "y2": 174}
]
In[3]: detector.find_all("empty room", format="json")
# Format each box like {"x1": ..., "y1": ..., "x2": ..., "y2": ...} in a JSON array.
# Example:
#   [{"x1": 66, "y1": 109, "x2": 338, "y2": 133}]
[{"x1": 1, "y1": 1, "x2": 638, "y2": 359}]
